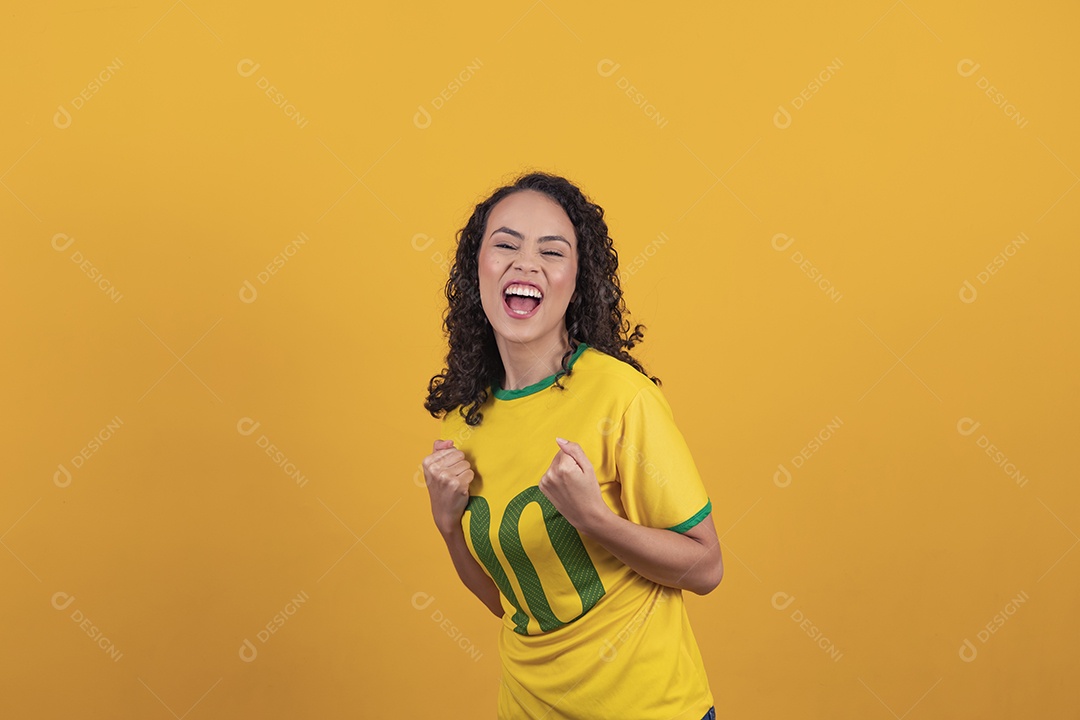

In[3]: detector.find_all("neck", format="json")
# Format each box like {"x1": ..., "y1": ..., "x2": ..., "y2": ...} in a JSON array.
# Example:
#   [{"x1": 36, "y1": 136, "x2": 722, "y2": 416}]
[{"x1": 495, "y1": 330, "x2": 575, "y2": 392}]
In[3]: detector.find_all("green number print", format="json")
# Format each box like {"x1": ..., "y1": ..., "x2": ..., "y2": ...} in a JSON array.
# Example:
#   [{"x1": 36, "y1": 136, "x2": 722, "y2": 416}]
[{"x1": 465, "y1": 486, "x2": 606, "y2": 634}]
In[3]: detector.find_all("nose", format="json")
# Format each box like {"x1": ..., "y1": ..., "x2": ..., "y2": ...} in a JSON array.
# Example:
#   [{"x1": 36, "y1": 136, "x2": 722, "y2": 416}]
[{"x1": 512, "y1": 246, "x2": 541, "y2": 273}]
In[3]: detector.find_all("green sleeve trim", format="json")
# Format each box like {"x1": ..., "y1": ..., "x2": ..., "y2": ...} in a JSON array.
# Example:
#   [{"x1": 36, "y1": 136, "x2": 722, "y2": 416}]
[{"x1": 667, "y1": 499, "x2": 712, "y2": 534}]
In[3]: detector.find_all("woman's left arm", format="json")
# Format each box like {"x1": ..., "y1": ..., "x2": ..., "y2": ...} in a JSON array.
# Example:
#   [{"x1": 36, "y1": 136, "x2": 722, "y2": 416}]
[{"x1": 541, "y1": 438, "x2": 724, "y2": 595}]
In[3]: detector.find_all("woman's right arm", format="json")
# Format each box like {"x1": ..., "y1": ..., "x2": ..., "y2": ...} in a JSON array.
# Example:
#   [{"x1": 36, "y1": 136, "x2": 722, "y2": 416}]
[
  {"x1": 440, "y1": 525, "x2": 503, "y2": 617},
  {"x1": 423, "y1": 439, "x2": 503, "y2": 618}
]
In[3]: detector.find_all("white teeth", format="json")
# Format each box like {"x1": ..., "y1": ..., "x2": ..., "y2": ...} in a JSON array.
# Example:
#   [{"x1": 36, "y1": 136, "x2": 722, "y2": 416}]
[{"x1": 505, "y1": 284, "x2": 542, "y2": 299}]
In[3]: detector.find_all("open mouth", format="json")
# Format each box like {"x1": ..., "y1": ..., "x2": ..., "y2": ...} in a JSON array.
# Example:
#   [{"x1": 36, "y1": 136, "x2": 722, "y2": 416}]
[{"x1": 503, "y1": 283, "x2": 543, "y2": 318}]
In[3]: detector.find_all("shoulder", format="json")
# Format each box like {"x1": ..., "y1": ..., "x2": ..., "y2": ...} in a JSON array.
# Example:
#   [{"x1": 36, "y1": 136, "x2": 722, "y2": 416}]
[
  {"x1": 438, "y1": 404, "x2": 475, "y2": 443},
  {"x1": 576, "y1": 346, "x2": 666, "y2": 409},
  {"x1": 577, "y1": 346, "x2": 649, "y2": 384}
]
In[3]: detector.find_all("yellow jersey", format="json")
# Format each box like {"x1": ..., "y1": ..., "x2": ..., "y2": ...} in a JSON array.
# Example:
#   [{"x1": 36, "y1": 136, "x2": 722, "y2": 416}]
[{"x1": 439, "y1": 342, "x2": 715, "y2": 720}]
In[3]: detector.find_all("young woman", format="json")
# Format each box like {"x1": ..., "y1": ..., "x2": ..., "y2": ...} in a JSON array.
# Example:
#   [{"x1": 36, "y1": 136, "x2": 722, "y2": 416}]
[{"x1": 422, "y1": 172, "x2": 722, "y2": 720}]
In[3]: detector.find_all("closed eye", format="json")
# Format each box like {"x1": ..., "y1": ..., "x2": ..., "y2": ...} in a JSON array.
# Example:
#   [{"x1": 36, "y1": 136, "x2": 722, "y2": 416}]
[{"x1": 496, "y1": 242, "x2": 563, "y2": 257}]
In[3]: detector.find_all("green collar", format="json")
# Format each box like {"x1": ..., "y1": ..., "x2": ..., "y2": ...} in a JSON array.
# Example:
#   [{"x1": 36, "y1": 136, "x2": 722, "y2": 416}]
[{"x1": 492, "y1": 342, "x2": 589, "y2": 400}]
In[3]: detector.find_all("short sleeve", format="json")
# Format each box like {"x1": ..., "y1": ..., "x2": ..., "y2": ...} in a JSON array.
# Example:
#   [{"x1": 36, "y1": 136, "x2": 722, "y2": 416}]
[{"x1": 616, "y1": 383, "x2": 712, "y2": 532}]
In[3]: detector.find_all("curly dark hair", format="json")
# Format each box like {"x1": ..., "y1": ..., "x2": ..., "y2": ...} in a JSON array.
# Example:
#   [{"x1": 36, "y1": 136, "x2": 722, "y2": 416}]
[{"x1": 424, "y1": 171, "x2": 660, "y2": 427}]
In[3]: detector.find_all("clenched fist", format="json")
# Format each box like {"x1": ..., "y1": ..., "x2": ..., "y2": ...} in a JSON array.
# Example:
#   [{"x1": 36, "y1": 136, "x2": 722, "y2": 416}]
[
  {"x1": 421, "y1": 439, "x2": 476, "y2": 536},
  {"x1": 538, "y1": 437, "x2": 609, "y2": 532}
]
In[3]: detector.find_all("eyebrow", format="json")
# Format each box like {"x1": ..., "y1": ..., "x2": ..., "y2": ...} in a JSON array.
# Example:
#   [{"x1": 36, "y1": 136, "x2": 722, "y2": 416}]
[{"x1": 490, "y1": 226, "x2": 572, "y2": 248}]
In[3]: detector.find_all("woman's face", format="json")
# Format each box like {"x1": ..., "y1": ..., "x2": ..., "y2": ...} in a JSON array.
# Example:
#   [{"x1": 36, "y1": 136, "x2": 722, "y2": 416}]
[{"x1": 477, "y1": 190, "x2": 578, "y2": 346}]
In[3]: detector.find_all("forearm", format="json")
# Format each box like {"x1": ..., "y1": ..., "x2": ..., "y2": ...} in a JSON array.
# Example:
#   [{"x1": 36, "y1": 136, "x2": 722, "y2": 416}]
[
  {"x1": 579, "y1": 509, "x2": 722, "y2": 595},
  {"x1": 441, "y1": 525, "x2": 504, "y2": 618}
]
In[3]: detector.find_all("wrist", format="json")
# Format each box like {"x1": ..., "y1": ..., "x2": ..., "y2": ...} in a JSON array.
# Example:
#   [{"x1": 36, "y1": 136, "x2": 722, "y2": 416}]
[
  {"x1": 577, "y1": 502, "x2": 616, "y2": 537},
  {"x1": 438, "y1": 519, "x2": 464, "y2": 541}
]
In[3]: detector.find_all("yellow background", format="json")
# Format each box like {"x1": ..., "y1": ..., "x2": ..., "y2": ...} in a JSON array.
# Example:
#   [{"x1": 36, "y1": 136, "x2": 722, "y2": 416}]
[{"x1": 2, "y1": 2, "x2": 1077, "y2": 718}]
